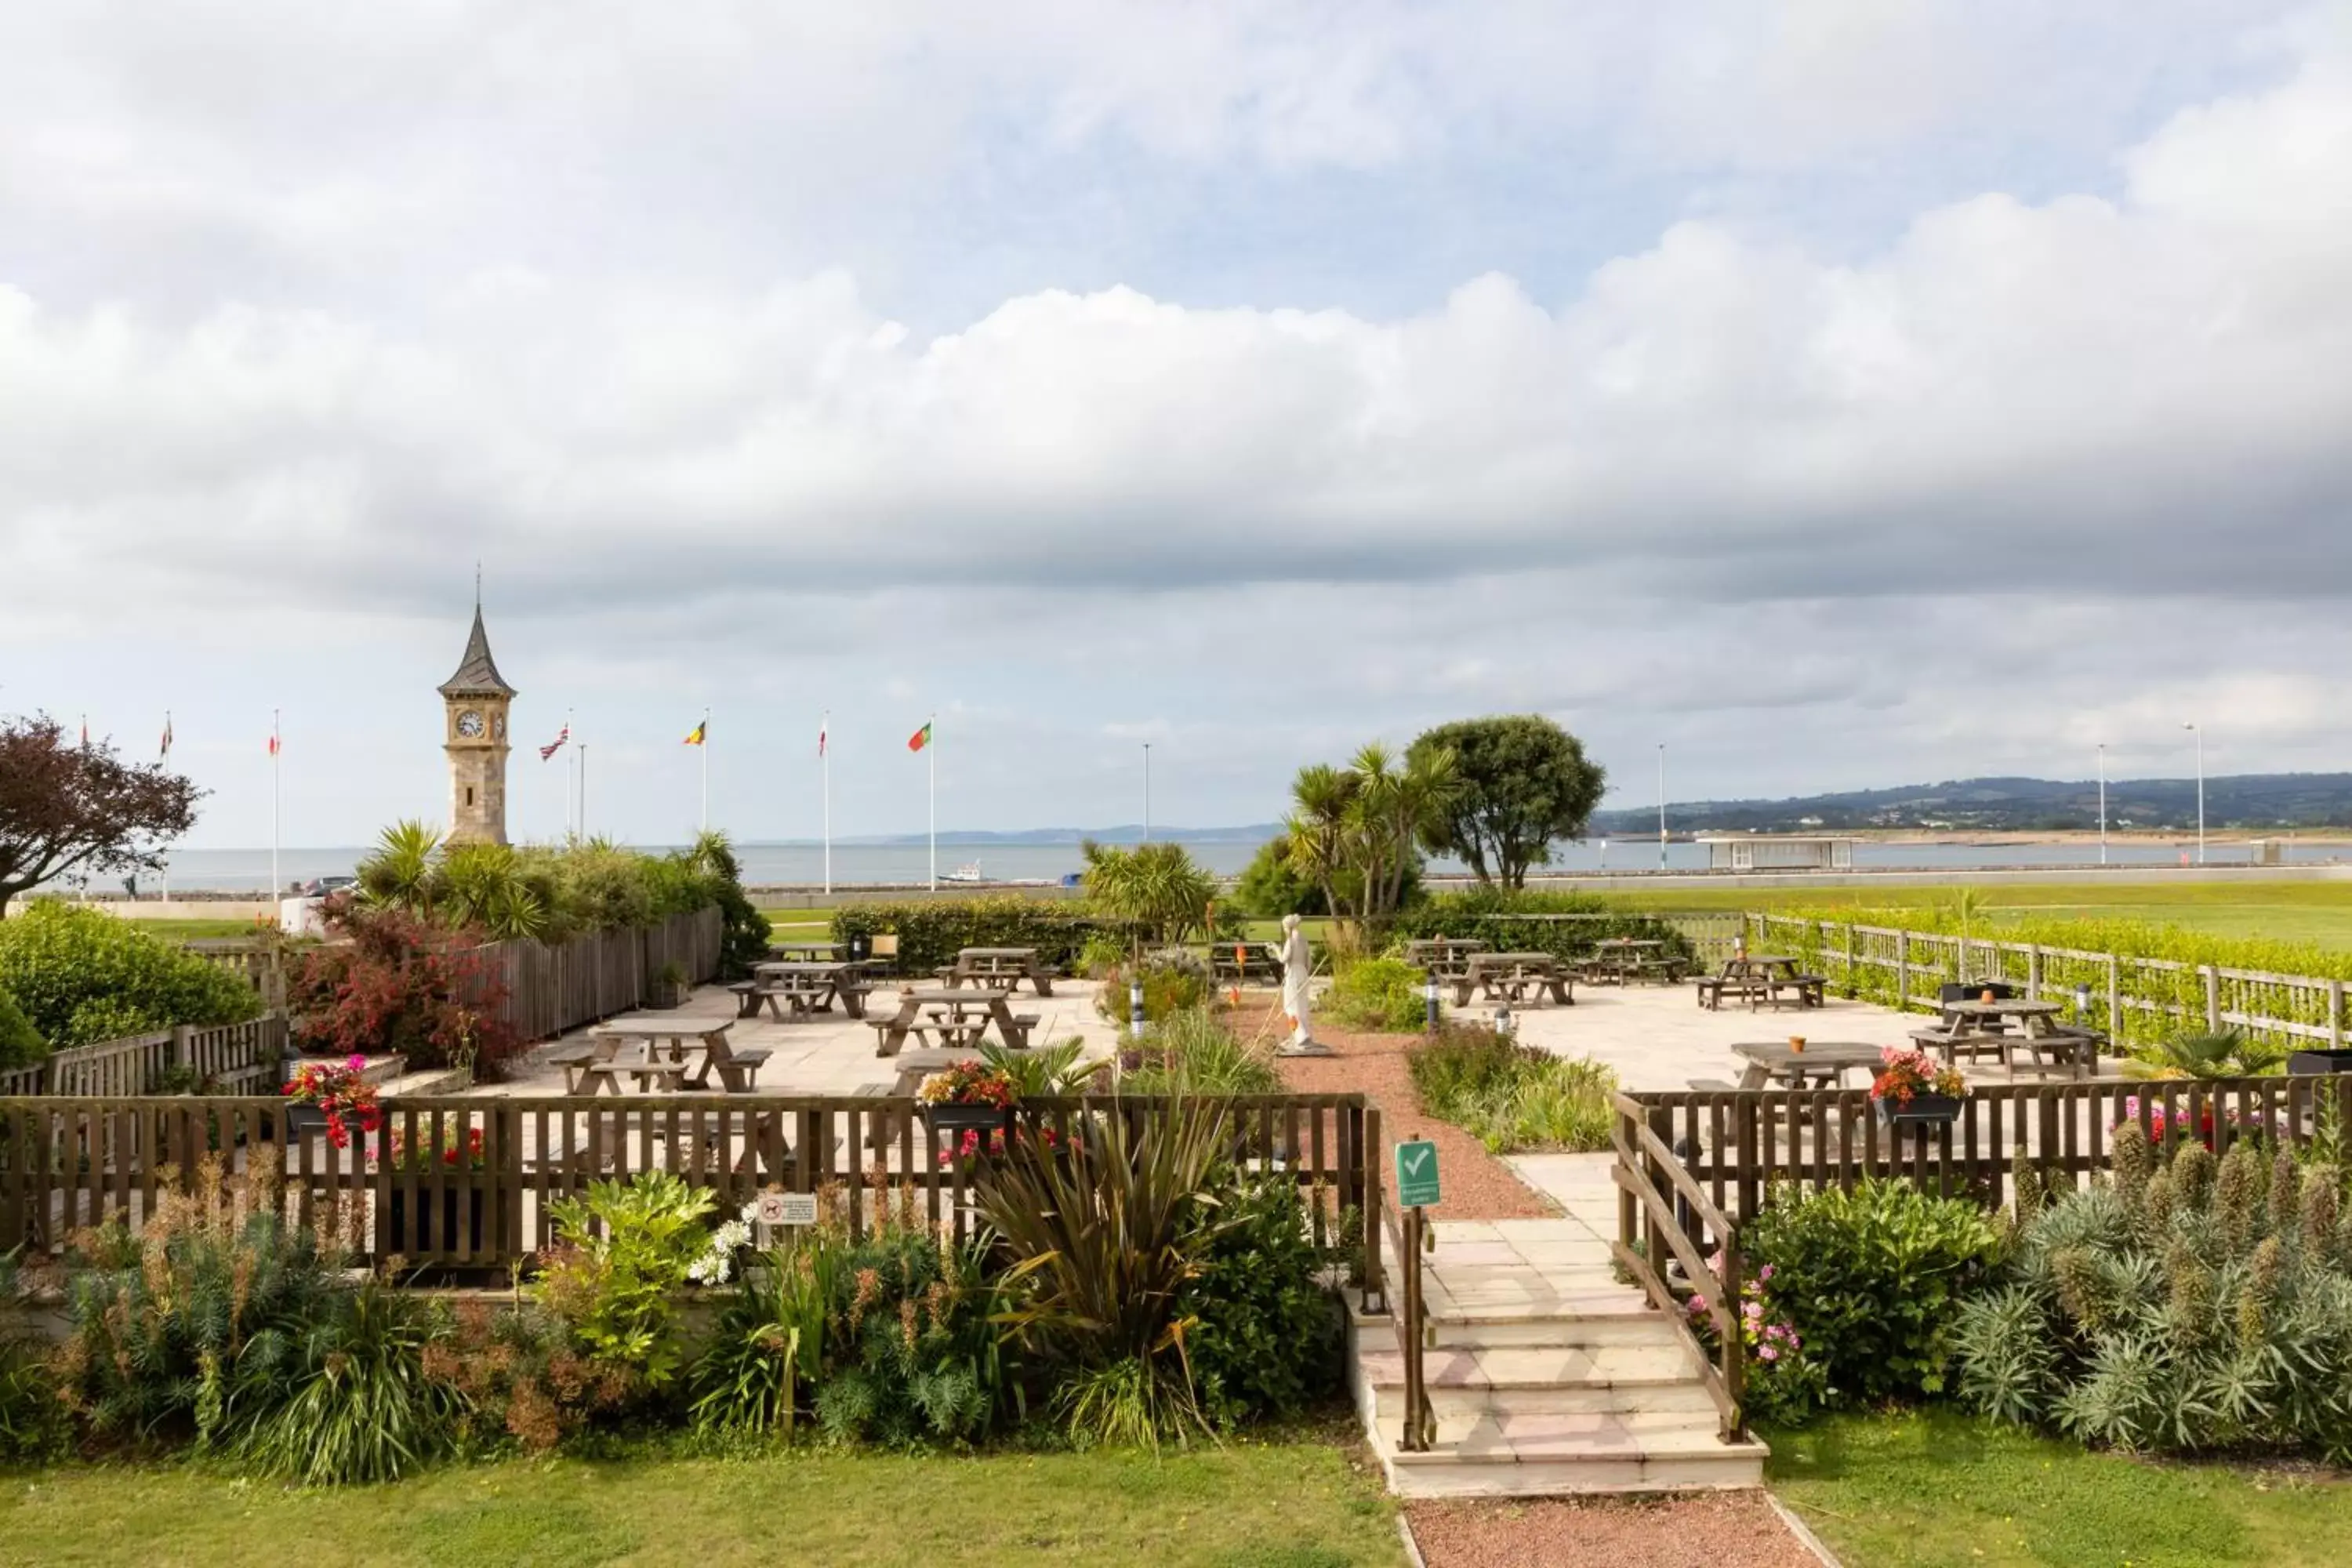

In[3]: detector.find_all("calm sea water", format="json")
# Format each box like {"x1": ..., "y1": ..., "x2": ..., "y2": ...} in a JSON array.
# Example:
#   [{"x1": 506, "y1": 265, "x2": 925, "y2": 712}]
[{"x1": 117, "y1": 837, "x2": 2350, "y2": 894}]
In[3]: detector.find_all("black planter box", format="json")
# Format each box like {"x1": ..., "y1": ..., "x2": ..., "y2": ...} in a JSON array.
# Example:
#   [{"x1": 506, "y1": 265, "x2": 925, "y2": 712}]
[
  {"x1": 1877, "y1": 1093, "x2": 1963, "y2": 1127},
  {"x1": 2289, "y1": 1050, "x2": 2352, "y2": 1076},
  {"x1": 921, "y1": 1102, "x2": 1010, "y2": 1136},
  {"x1": 384, "y1": 1188, "x2": 487, "y2": 1254}
]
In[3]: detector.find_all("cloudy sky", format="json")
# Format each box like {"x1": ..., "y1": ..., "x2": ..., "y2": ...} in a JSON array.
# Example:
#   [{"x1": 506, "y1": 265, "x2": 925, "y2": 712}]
[{"x1": 5, "y1": 2, "x2": 2350, "y2": 848}]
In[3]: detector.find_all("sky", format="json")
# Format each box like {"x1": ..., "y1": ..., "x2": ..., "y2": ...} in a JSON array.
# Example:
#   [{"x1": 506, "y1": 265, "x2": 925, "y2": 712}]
[{"x1": 4, "y1": 2, "x2": 2350, "y2": 848}]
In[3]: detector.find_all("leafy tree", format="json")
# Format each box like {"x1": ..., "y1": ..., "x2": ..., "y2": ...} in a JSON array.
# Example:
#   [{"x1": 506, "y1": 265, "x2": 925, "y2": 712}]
[
  {"x1": 1278, "y1": 746, "x2": 1457, "y2": 923},
  {"x1": 1233, "y1": 839, "x2": 1325, "y2": 918},
  {"x1": 0, "y1": 988, "x2": 46, "y2": 1072},
  {"x1": 1080, "y1": 840, "x2": 1215, "y2": 946},
  {"x1": 0, "y1": 714, "x2": 201, "y2": 916},
  {"x1": 1407, "y1": 715, "x2": 1605, "y2": 889}
]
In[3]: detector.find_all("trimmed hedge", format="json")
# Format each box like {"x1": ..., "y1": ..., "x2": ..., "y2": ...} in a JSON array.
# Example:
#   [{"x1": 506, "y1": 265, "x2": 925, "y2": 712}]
[
  {"x1": 0, "y1": 901, "x2": 263, "y2": 1050},
  {"x1": 1389, "y1": 888, "x2": 1697, "y2": 967},
  {"x1": 829, "y1": 898, "x2": 1139, "y2": 975},
  {"x1": 0, "y1": 988, "x2": 45, "y2": 1071}
]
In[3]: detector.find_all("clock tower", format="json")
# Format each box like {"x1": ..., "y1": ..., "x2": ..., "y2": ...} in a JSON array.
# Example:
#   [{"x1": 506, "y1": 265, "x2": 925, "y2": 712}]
[{"x1": 439, "y1": 601, "x2": 515, "y2": 845}]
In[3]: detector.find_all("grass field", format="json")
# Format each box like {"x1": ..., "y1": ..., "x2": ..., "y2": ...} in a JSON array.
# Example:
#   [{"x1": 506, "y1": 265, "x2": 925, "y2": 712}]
[
  {"x1": 1770, "y1": 1410, "x2": 2352, "y2": 1567},
  {"x1": 1607, "y1": 881, "x2": 2352, "y2": 949},
  {"x1": 0, "y1": 1437, "x2": 1404, "y2": 1568}
]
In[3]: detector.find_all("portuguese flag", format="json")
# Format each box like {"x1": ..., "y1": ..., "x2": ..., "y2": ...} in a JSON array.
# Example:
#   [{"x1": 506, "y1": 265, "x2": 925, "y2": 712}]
[{"x1": 907, "y1": 720, "x2": 933, "y2": 753}]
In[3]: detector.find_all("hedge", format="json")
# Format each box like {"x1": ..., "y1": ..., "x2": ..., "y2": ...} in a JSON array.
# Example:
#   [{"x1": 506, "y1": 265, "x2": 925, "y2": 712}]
[
  {"x1": 829, "y1": 898, "x2": 1141, "y2": 975},
  {"x1": 0, "y1": 901, "x2": 263, "y2": 1050},
  {"x1": 1388, "y1": 889, "x2": 1697, "y2": 967}
]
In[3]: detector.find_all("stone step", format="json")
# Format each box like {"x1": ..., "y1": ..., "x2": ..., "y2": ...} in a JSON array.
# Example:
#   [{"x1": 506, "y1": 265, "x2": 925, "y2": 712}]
[
  {"x1": 1356, "y1": 1343, "x2": 1715, "y2": 1419},
  {"x1": 1367, "y1": 1410, "x2": 1768, "y2": 1499},
  {"x1": 1421, "y1": 1296, "x2": 1686, "y2": 1350},
  {"x1": 379, "y1": 1065, "x2": 476, "y2": 1098}
]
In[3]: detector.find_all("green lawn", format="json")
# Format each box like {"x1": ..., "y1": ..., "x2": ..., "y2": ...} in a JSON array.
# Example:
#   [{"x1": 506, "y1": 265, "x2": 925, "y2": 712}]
[
  {"x1": 1612, "y1": 881, "x2": 2352, "y2": 950},
  {"x1": 1770, "y1": 1410, "x2": 2352, "y2": 1567},
  {"x1": 0, "y1": 1436, "x2": 1403, "y2": 1568},
  {"x1": 122, "y1": 917, "x2": 277, "y2": 939}
]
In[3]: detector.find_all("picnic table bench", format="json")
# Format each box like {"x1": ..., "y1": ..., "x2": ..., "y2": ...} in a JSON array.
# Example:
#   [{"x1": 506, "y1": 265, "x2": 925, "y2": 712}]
[
  {"x1": 936, "y1": 947, "x2": 1056, "y2": 996},
  {"x1": 1914, "y1": 999, "x2": 2103, "y2": 1078},
  {"x1": 547, "y1": 1018, "x2": 769, "y2": 1094},
  {"x1": 1584, "y1": 937, "x2": 1684, "y2": 985},
  {"x1": 1403, "y1": 938, "x2": 1486, "y2": 982},
  {"x1": 867, "y1": 988, "x2": 1039, "y2": 1057},
  {"x1": 1209, "y1": 941, "x2": 1286, "y2": 985},
  {"x1": 1449, "y1": 953, "x2": 1573, "y2": 1007},
  {"x1": 1695, "y1": 955, "x2": 1825, "y2": 1011},
  {"x1": 732, "y1": 961, "x2": 871, "y2": 1021}
]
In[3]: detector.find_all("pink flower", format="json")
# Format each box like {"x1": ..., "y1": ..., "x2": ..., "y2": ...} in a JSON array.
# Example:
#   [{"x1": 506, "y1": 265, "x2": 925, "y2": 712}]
[
  {"x1": 1756, "y1": 1264, "x2": 1775, "y2": 1283},
  {"x1": 1758, "y1": 1344, "x2": 1780, "y2": 1363}
]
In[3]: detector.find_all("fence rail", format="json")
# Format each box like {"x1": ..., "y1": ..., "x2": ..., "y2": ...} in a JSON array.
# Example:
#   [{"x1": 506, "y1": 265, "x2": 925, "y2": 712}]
[
  {"x1": 1610, "y1": 1093, "x2": 1744, "y2": 1443},
  {"x1": 0, "y1": 1015, "x2": 286, "y2": 1098},
  {"x1": 1745, "y1": 912, "x2": 2352, "y2": 1054},
  {"x1": 1624, "y1": 1073, "x2": 2352, "y2": 1231},
  {"x1": 0, "y1": 1091, "x2": 1382, "y2": 1286}
]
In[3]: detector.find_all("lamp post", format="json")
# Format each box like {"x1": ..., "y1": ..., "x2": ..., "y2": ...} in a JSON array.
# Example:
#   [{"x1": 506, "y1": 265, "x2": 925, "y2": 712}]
[
  {"x1": 2096, "y1": 742, "x2": 2107, "y2": 866},
  {"x1": 1657, "y1": 743, "x2": 1668, "y2": 872},
  {"x1": 1142, "y1": 742, "x2": 1152, "y2": 844},
  {"x1": 2183, "y1": 722, "x2": 2205, "y2": 865}
]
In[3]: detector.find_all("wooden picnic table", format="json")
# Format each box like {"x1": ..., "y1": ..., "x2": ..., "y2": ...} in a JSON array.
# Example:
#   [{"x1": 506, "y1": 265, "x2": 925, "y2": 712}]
[
  {"x1": 1587, "y1": 937, "x2": 1677, "y2": 985},
  {"x1": 1209, "y1": 940, "x2": 1286, "y2": 985},
  {"x1": 1449, "y1": 952, "x2": 1573, "y2": 1007},
  {"x1": 769, "y1": 940, "x2": 848, "y2": 960},
  {"x1": 1696, "y1": 954, "x2": 1824, "y2": 1011},
  {"x1": 1727, "y1": 1040, "x2": 1886, "y2": 1091},
  {"x1": 1918, "y1": 999, "x2": 2099, "y2": 1077},
  {"x1": 738, "y1": 960, "x2": 870, "y2": 1020},
  {"x1": 937, "y1": 947, "x2": 1056, "y2": 996},
  {"x1": 868, "y1": 987, "x2": 1040, "y2": 1057},
  {"x1": 557, "y1": 1018, "x2": 768, "y2": 1095},
  {"x1": 1403, "y1": 938, "x2": 1486, "y2": 981}
]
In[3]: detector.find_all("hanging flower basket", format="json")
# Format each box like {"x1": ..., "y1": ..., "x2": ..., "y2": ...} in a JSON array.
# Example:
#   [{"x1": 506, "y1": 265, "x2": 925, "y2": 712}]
[
  {"x1": 1877, "y1": 1092, "x2": 1964, "y2": 1127},
  {"x1": 1870, "y1": 1045, "x2": 1968, "y2": 1127},
  {"x1": 917, "y1": 1061, "x2": 1018, "y2": 1138}
]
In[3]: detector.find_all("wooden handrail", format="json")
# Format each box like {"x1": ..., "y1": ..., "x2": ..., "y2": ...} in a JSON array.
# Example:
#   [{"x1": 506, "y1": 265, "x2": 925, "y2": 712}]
[{"x1": 1611, "y1": 1098, "x2": 1744, "y2": 1442}]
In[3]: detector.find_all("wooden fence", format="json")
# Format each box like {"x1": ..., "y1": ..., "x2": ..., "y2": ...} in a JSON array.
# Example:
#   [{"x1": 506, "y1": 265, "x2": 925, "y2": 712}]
[
  {"x1": 0, "y1": 1091, "x2": 1382, "y2": 1285},
  {"x1": 1745, "y1": 912, "x2": 2352, "y2": 1054},
  {"x1": 183, "y1": 907, "x2": 724, "y2": 1046},
  {"x1": 0, "y1": 1015, "x2": 286, "y2": 1099},
  {"x1": 1622, "y1": 1073, "x2": 2352, "y2": 1230}
]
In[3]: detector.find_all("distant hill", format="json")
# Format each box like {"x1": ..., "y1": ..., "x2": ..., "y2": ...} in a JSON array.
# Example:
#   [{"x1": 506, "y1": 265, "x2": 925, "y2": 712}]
[
  {"x1": 1589, "y1": 774, "x2": 2352, "y2": 835},
  {"x1": 754, "y1": 825, "x2": 1283, "y2": 848}
]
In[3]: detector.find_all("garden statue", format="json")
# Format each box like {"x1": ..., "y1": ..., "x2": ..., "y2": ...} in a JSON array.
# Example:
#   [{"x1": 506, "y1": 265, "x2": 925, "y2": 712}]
[{"x1": 1275, "y1": 913, "x2": 1330, "y2": 1057}]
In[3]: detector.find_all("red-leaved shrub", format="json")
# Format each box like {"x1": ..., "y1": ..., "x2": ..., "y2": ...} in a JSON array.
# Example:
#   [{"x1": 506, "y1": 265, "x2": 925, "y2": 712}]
[{"x1": 289, "y1": 903, "x2": 520, "y2": 1076}]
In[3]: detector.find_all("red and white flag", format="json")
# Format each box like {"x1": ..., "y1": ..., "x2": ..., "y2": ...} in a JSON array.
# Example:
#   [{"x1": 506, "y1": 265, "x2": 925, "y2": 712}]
[
  {"x1": 818, "y1": 716, "x2": 828, "y2": 758},
  {"x1": 159, "y1": 713, "x2": 173, "y2": 760},
  {"x1": 540, "y1": 722, "x2": 571, "y2": 761},
  {"x1": 267, "y1": 723, "x2": 280, "y2": 757}
]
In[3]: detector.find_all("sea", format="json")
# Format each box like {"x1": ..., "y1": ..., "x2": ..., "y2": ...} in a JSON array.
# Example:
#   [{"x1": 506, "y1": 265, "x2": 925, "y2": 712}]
[{"x1": 114, "y1": 836, "x2": 2352, "y2": 894}]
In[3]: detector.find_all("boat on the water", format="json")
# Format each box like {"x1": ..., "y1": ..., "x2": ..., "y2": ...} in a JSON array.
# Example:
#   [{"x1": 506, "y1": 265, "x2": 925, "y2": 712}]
[{"x1": 942, "y1": 862, "x2": 987, "y2": 884}]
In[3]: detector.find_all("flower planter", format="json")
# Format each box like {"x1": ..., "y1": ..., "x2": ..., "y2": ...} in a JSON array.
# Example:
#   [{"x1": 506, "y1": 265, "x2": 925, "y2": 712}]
[
  {"x1": 1876, "y1": 1093, "x2": 1963, "y2": 1127},
  {"x1": 921, "y1": 1102, "x2": 1009, "y2": 1136},
  {"x1": 2288, "y1": 1049, "x2": 2352, "y2": 1076},
  {"x1": 646, "y1": 980, "x2": 689, "y2": 1011},
  {"x1": 383, "y1": 1187, "x2": 487, "y2": 1254}
]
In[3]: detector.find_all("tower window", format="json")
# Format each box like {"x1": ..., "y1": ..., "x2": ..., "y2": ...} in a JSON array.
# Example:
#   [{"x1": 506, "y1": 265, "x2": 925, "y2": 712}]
[{"x1": 466, "y1": 786, "x2": 477, "y2": 807}]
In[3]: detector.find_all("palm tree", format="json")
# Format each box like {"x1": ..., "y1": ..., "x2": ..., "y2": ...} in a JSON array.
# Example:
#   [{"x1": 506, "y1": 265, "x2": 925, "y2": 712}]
[
  {"x1": 357, "y1": 820, "x2": 442, "y2": 916},
  {"x1": 1081, "y1": 840, "x2": 1215, "y2": 946},
  {"x1": 1281, "y1": 764, "x2": 1357, "y2": 919},
  {"x1": 1343, "y1": 742, "x2": 1460, "y2": 918}
]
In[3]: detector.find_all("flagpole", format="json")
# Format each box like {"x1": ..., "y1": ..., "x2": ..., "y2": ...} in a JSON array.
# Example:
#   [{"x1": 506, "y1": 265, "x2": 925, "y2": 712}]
[
  {"x1": 161, "y1": 711, "x2": 172, "y2": 904},
  {"x1": 579, "y1": 743, "x2": 589, "y2": 838},
  {"x1": 270, "y1": 709, "x2": 281, "y2": 906},
  {"x1": 822, "y1": 710, "x2": 832, "y2": 898},
  {"x1": 699, "y1": 707, "x2": 710, "y2": 836},
  {"x1": 928, "y1": 713, "x2": 937, "y2": 892}
]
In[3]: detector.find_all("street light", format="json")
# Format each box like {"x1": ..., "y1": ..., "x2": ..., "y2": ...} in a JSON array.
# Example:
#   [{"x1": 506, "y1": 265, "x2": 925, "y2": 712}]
[
  {"x1": 2096, "y1": 742, "x2": 2107, "y2": 867},
  {"x1": 1657, "y1": 743, "x2": 1668, "y2": 872},
  {"x1": 2183, "y1": 723, "x2": 2205, "y2": 865},
  {"x1": 1142, "y1": 742, "x2": 1152, "y2": 844}
]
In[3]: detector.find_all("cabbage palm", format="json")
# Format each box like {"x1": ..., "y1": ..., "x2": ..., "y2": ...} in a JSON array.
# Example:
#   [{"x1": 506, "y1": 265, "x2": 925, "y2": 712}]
[
  {"x1": 1342, "y1": 742, "x2": 1459, "y2": 919},
  {"x1": 1080, "y1": 840, "x2": 1215, "y2": 945},
  {"x1": 1281, "y1": 764, "x2": 1357, "y2": 919},
  {"x1": 357, "y1": 820, "x2": 441, "y2": 916}
]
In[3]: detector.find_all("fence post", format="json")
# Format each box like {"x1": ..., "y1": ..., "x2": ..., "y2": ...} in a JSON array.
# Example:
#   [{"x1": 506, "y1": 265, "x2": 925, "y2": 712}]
[
  {"x1": 2107, "y1": 953, "x2": 2123, "y2": 1043},
  {"x1": 2204, "y1": 966, "x2": 2222, "y2": 1032},
  {"x1": 2332, "y1": 980, "x2": 2345, "y2": 1051},
  {"x1": 169, "y1": 1024, "x2": 192, "y2": 1073},
  {"x1": 2027, "y1": 946, "x2": 2042, "y2": 1001},
  {"x1": 1844, "y1": 923, "x2": 1857, "y2": 994},
  {"x1": 1896, "y1": 931, "x2": 1910, "y2": 1011}
]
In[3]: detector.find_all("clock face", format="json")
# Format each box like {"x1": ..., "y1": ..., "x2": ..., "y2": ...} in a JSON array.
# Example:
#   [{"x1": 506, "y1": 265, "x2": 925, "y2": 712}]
[
  {"x1": 490, "y1": 713, "x2": 506, "y2": 740},
  {"x1": 456, "y1": 709, "x2": 485, "y2": 739}
]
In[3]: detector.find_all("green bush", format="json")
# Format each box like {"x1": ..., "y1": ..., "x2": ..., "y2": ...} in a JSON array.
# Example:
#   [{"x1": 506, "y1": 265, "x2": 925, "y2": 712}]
[
  {"x1": 1326, "y1": 956, "x2": 1428, "y2": 1033},
  {"x1": 1097, "y1": 948, "x2": 1213, "y2": 1026},
  {"x1": 1234, "y1": 839, "x2": 1325, "y2": 918},
  {"x1": 56, "y1": 1152, "x2": 351, "y2": 1446},
  {"x1": 1955, "y1": 1128, "x2": 2352, "y2": 1460},
  {"x1": 1124, "y1": 1007, "x2": 1283, "y2": 1095},
  {"x1": 1390, "y1": 887, "x2": 1695, "y2": 968},
  {"x1": 0, "y1": 900, "x2": 262, "y2": 1050},
  {"x1": 1406, "y1": 1025, "x2": 1615, "y2": 1152},
  {"x1": 1746, "y1": 1177, "x2": 2003, "y2": 1406},
  {"x1": 1178, "y1": 1167, "x2": 1344, "y2": 1428},
  {"x1": 0, "y1": 988, "x2": 46, "y2": 1071},
  {"x1": 538, "y1": 1171, "x2": 716, "y2": 1395},
  {"x1": 832, "y1": 898, "x2": 1130, "y2": 976},
  {"x1": 0, "y1": 1250, "x2": 63, "y2": 1461},
  {"x1": 233, "y1": 1284, "x2": 464, "y2": 1485}
]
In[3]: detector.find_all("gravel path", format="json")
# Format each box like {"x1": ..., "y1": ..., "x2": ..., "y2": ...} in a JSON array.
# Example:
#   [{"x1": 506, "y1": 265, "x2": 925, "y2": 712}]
[
  {"x1": 1406, "y1": 1493, "x2": 1820, "y2": 1568},
  {"x1": 1251, "y1": 1002, "x2": 1557, "y2": 1221}
]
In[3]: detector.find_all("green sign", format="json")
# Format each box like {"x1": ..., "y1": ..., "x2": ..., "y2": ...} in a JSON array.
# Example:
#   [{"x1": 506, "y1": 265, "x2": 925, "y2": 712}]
[{"x1": 1394, "y1": 1139, "x2": 1441, "y2": 1209}]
